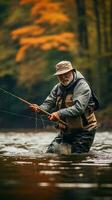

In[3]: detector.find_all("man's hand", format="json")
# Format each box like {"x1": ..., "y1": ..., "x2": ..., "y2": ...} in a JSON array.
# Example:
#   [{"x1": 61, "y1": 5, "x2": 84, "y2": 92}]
[
  {"x1": 58, "y1": 123, "x2": 66, "y2": 129},
  {"x1": 29, "y1": 104, "x2": 41, "y2": 112},
  {"x1": 48, "y1": 111, "x2": 60, "y2": 121}
]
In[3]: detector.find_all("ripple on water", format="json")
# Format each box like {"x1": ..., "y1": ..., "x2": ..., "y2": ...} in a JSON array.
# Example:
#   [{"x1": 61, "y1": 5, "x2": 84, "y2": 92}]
[
  {"x1": 0, "y1": 131, "x2": 112, "y2": 165},
  {"x1": 37, "y1": 182, "x2": 112, "y2": 188},
  {"x1": 0, "y1": 131, "x2": 111, "y2": 200}
]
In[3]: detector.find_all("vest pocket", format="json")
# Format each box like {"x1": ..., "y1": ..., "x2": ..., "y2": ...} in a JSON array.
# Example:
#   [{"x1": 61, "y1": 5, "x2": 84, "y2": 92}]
[
  {"x1": 81, "y1": 112, "x2": 97, "y2": 130},
  {"x1": 66, "y1": 112, "x2": 97, "y2": 131}
]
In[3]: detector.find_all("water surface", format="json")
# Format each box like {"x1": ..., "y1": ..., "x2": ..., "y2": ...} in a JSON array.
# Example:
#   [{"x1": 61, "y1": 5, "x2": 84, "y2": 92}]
[{"x1": 0, "y1": 131, "x2": 112, "y2": 200}]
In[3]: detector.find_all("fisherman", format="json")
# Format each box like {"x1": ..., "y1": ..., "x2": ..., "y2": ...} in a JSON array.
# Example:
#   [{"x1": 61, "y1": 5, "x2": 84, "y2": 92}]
[{"x1": 30, "y1": 61, "x2": 99, "y2": 154}]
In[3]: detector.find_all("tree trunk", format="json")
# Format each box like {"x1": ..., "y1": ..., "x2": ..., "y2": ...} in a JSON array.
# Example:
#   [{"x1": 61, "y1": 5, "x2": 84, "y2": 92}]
[
  {"x1": 101, "y1": 0, "x2": 109, "y2": 52},
  {"x1": 76, "y1": 0, "x2": 89, "y2": 54},
  {"x1": 110, "y1": 0, "x2": 112, "y2": 50},
  {"x1": 93, "y1": 0, "x2": 102, "y2": 53}
]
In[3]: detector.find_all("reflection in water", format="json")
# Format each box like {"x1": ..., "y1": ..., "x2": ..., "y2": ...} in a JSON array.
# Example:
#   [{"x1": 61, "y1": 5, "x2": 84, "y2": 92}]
[{"x1": 0, "y1": 131, "x2": 112, "y2": 200}]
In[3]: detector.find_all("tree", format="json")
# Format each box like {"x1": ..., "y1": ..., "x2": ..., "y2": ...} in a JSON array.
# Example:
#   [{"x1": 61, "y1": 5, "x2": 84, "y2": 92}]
[
  {"x1": 93, "y1": 0, "x2": 102, "y2": 53},
  {"x1": 11, "y1": 0, "x2": 76, "y2": 62},
  {"x1": 76, "y1": 0, "x2": 89, "y2": 54}
]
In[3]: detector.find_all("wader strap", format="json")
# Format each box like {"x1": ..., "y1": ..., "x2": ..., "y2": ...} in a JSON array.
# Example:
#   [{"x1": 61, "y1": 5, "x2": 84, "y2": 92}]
[{"x1": 81, "y1": 113, "x2": 89, "y2": 126}]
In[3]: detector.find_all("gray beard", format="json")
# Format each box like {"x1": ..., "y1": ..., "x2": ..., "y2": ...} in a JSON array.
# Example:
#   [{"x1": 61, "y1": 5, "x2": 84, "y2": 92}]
[{"x1": 60, "y1": 74, "x2": 73, "y2": 86}]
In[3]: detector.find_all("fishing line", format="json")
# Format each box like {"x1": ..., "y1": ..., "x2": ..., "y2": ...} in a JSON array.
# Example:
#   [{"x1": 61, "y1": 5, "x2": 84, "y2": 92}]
[
  {"x1": 35, "y1": 111, "x2": 38, "y2": 129},
  {"x1": 40, "y1": 114, "x2": 46, "y2": 129},
  {"x1": 0, "y1": 108, "x2": 36, "y2": 120},
  {"x1": 0, "y1": 108, "x2": 56, "y2": 126},
  {"x1": 0, "y1": 87, "x2": 67, "y2": 126}
]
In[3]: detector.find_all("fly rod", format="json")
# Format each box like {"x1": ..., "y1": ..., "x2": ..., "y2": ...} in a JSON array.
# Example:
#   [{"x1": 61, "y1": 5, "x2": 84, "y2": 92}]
[{"x1": 0, "y1": 87, "x2": 67, "y2": 126}]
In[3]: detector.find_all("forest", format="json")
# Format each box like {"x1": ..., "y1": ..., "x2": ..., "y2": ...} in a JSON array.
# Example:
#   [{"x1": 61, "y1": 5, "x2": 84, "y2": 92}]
[{"x1": 0, "y1": 0, "x2": 112, "y2": 130}]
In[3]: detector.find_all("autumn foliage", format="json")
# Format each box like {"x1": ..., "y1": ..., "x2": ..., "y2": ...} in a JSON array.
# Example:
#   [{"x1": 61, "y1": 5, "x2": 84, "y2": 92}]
[{"x1": 12, "y1": 0, "x2": 75, "y2": 61}]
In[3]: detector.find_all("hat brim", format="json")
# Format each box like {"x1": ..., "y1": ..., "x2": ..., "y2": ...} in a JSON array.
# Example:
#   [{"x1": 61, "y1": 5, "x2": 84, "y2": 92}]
[{"x1": 53, "y1": 68, "x2": 75, "y2": 76}]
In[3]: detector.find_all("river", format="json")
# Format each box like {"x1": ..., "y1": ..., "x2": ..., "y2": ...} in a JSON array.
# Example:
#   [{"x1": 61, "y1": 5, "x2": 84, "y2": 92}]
[{"x1": 0, "y1": 131, "x2": 112, "y2": 200}]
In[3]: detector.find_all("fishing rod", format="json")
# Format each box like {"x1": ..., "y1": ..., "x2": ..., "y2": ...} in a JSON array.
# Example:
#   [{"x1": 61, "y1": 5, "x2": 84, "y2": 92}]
[{"x1": 0, "y1": 87, "x2": 67, "y2": 126}]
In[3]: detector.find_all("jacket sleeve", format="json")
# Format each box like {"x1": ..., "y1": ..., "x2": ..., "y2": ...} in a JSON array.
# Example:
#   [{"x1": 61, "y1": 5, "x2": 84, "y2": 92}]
[
  {"x1": 40, "y1": 84, "x2": 58, "y2": 113},
  {"x1": 59, "y1": 80, "x2": 91, "y2": 119}
]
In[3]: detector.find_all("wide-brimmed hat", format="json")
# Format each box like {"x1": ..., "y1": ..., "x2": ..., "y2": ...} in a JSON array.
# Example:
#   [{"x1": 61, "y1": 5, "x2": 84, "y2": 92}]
[{"x1": 54, "y1": 61, "x2": 75, "y2": 76}]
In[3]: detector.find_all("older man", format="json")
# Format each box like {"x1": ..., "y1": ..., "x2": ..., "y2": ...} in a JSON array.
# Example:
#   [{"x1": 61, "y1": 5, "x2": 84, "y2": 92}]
[{"x1": 30, "y1": 61, "x2": 98, "y2": 154}]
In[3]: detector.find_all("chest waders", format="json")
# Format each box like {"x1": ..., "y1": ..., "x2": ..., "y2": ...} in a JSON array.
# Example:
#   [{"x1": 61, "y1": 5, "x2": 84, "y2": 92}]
[{"x1": 46, "y1": 78, "x2": 99, "y2": 154}]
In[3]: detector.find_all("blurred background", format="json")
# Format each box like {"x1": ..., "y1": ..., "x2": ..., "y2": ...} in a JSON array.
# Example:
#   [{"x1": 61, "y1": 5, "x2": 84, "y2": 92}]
[{"x1": 0, "y1": 0, "x2": 112, "y2": 130}]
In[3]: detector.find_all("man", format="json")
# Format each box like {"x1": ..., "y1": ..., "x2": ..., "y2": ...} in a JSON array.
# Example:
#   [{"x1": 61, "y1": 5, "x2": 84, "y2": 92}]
[{"x1": 30, "y1": 61, "x2": 98, "y2": 154}]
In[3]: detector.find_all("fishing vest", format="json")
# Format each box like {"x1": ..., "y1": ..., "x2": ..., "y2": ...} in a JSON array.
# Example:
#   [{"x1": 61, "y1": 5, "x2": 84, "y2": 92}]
[{"x1": 56, "y1": 78, "x2": 98, "y2": 131}]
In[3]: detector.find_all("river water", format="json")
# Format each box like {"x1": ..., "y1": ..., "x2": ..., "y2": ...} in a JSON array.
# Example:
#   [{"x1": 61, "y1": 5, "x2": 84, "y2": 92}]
[{"x1": 0, "y1": 131, "x2": 112, "y2": 200}]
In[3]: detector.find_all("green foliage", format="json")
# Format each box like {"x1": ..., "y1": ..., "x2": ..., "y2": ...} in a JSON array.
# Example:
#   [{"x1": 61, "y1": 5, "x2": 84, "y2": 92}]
[
  {"x1": 0, "y1": 0, "x2": 112, "y2": 129},
  {"x1": 0, "y1": 0, "x2": 10, "y2": 23}
]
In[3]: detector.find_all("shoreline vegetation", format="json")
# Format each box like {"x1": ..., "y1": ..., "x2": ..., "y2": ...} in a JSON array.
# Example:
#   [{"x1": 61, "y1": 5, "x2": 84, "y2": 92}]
[
  {"x1": 0, "y1": 0, "x2": 112, "y2": 133},
  {"x1": 97, "y1": 107, "x2": 112, "y2": 131}
]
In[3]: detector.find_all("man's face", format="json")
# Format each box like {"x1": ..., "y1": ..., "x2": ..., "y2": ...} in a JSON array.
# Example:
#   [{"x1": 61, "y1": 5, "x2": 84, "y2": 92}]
[{"x1": 57, "y1": 70, "x2": 73, "y2": 86}]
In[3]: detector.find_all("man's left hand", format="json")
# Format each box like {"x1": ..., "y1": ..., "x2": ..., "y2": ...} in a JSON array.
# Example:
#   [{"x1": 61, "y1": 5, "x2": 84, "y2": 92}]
[
  {"x1": 48, "y1": 112, "x2": 60, "y2": 121},
  {"x1": 58, "y1": 123, "x2": 66, "y2": 129}
]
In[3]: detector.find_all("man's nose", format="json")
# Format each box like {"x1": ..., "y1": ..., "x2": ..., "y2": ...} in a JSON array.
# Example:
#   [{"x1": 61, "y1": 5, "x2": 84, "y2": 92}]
[{"x1": 61, "y1": 74, "x2": 66, "y2": 78}]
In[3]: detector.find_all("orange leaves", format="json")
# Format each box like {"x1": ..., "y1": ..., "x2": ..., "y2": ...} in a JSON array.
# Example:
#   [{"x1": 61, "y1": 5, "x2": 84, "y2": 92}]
[
  {"x1": 40, "y1": 33, "x2": 75, "y2": 50},
  {"x1": 20, "y1": 0, "x2": 69, "y2": 25},
  {"x1": 12, "y1": 25, "x2": 45, "y2": 39},
  {"x1": 31, "y1": 1, "x2": 62, "y2": 16},
  {"x1": 15, "y1": 32, "x2": 75, "y2": 61},
  {"x1": 30, "y1": 1, "x2": 69, "y2": 24},
  {"x1": 12, "y1": 0, "x2": 76, "y2": 62},
  {"x1": 16, "y1": 45, "x2": 29, "y2": 62},
  {"x1": 19, "y1": 32, "x2": 74, "y2": 47},
  {"x1": 35, "y1": 12, "x2": 69, "y2": 25}
]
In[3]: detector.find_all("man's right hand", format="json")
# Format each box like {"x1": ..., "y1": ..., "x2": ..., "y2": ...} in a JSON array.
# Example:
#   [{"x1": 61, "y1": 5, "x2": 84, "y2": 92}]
[{"x1": 29, "y1": 104, "x2": 41, "y2": 112}]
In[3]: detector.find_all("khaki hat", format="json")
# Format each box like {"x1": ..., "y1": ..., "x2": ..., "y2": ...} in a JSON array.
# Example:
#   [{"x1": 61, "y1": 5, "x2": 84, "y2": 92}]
[{"x1": 54, "y1": 61, "x2": 75, "y2": 76}]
